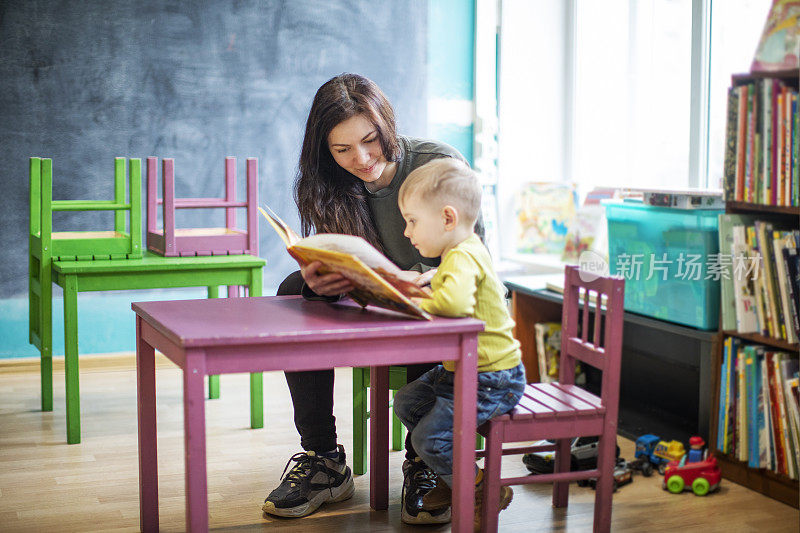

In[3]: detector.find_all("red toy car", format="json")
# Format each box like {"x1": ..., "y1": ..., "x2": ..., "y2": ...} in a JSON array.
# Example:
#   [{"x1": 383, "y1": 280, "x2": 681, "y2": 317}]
[{"x1": 662, "y1": 454, "x2": 722, "y2": 496}]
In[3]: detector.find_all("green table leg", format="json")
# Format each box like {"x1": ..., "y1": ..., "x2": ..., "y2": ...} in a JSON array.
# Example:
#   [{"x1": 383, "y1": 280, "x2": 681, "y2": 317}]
[
  {"x1": 248, "y1": 269, "x2": 264, "y2": 429},
  {"x1": 353, "y1": 367, "x2": 367, "y2": 475},
  {"x1": 206, "y1": 286, "x2": 221, "y2": 400},
  {"x1": 63, "y1": 275, "x2": 81, "y2": 444}
]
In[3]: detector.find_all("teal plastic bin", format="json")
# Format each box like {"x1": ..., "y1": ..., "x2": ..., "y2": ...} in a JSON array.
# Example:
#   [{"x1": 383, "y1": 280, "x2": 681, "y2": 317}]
[{"x1": 605, "y1": 200, "x2": 723, "y2": 330}]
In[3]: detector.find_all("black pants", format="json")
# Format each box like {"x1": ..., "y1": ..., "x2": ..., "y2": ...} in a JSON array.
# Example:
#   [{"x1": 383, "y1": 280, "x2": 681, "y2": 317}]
[{"x1": 279, "y1": 270, "x2": 434, "y2": 459}]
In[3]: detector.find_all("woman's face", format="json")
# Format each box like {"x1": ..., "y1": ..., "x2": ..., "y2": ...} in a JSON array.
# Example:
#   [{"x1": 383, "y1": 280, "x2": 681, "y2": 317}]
[{"x1": 327, "y1": 114, "x2": 390, "y2": 187}]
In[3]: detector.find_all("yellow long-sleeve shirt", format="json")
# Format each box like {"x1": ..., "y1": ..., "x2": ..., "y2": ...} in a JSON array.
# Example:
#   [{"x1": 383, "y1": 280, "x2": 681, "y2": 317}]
[{"x1": 419, "y1": 233, "x2": 522, "y2": 372}]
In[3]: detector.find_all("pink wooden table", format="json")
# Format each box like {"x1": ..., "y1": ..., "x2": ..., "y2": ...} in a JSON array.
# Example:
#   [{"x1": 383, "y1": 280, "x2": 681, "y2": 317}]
[{"x1": 132, "y1": 295, "x2": 483, "y2": 532}]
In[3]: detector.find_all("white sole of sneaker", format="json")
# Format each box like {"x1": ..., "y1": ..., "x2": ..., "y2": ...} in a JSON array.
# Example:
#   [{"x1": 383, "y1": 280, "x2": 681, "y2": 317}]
[
  {"x1": 262, "y1": 475, "x2": 355, "y2": 518},
  {"x1": 401, "y1": 506, "x2": 452, "y2": 525}
]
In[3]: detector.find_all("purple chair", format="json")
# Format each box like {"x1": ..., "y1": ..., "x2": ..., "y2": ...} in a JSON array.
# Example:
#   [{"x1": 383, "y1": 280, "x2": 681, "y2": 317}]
[
  {"x1": 146, "y1": 157, "x2": 258, "y2": 257},
  {"x1": 477, "y1": 265, "x2": 625, "y2": 532}
]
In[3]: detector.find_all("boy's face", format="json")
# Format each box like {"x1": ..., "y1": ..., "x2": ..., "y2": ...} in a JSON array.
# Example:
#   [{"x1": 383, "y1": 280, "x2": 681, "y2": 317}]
[{"x1": 400, "y1": 192, "x2": 450, "y2": 258}]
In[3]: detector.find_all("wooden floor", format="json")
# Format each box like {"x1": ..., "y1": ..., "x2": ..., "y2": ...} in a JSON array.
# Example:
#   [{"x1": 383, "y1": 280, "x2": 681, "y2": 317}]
[{"x1": 0, "y1": 354, "x2": 797, "y2": 532}]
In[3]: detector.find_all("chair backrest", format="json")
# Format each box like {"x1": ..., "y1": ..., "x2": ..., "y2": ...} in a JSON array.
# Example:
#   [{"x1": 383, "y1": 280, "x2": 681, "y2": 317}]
[
  {"x1": 145, "y1": 157, "x2": 258, "y2": 256},
  {"x1": 558, "y1": 265, "x2": 625, "y2": 404},
  {"x1": 29, "y1": 157, "x2": 142, "y2": 262}
]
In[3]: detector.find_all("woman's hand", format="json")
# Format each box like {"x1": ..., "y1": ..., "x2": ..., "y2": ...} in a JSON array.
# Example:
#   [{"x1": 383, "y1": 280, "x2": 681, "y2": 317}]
[{"x1": 300, "y1": 261, "x2": 354, "y2": 296}]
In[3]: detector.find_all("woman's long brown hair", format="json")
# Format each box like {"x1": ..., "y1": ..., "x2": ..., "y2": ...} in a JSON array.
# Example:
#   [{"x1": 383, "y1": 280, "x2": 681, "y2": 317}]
[{"x1": 294, "y1": 73, "x2": 401, "y2": 251}]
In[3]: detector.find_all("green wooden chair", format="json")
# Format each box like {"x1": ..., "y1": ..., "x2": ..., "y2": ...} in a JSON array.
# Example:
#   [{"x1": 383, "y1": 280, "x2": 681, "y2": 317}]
[
  {"x1": 352, "y1": 365, "x2": 486, "y2": 475},
  {"x1": 29, "y1": 157, "x2": 142, "y2": 412},
  {"x1": 352, "y1": 366, "x2": 408, "y2": 476}
]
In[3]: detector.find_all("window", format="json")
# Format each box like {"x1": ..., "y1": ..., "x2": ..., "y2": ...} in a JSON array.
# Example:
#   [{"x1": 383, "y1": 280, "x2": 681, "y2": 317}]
[
  {"x1": 707, "y1": 0, "x2": 774, "y2": 190},
  {"x1": 496, "y1": 0, "x2": 774, "y2": 260},
  {"x1": 573, "y1": 0, "x2": 692, "y2": 190}
]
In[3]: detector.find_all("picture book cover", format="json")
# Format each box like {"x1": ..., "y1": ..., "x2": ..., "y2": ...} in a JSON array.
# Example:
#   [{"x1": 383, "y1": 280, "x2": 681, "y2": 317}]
[
  {"x1": 751, "y1": 0, "x2": 800, "y2": 73},
  {"x1": 562, "y1": 187, "x2": 619, "y2": 263},
  {"x1": 515, "y1": 182, "x2": 578, "y2": 255},
  {"x1": 259, "y1": 205, "x2": 432, "y2": 320},
  {"x1": 534, "y1": 322, "x2": 561, "y2": 384}
]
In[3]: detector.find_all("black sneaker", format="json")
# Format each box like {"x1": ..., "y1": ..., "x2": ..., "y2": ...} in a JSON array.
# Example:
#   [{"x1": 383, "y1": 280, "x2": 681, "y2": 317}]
[
  {"x1": 401, "y1": 458, "x2": 451, "y2": 524},
  {"x1": 262, "y1": 445, "x2": 355, "y2": 518}
]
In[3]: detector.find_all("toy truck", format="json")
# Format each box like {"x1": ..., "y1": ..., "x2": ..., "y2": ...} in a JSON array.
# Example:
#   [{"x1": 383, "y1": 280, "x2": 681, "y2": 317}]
[
  {"x1": 630, "y1": 434, "x2": 686, "y2": 475},
  {"x1": 663, "y1": 455, "x2": 721, "y2": 496}
]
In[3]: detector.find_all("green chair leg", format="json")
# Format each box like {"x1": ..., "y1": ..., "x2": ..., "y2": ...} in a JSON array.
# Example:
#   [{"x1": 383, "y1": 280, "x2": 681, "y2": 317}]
[
  {"x1": 391, "y1": 391, "x2": 404, "y2": 451},
  {"x1": 63, "y1": 274, "x2": 81, "y2": 444},
  {"x1": 250, "y1": 371, "x2": 263, "y2": 429},
  {"x1": 353, "y1": 367, "x2": 368, "y2": 475},
  {"x1": 40, "y1": 258, "x2": 54, "y2": 412},
  {"x1": 246, "y1": 274, "x2": 264, "y2": 429},
  {"x1": 207, "y1": 375, "x2": 220, "y2": 399},
  {"x1": 206, "y1": 286, "x2": 221, "y2": 399}
]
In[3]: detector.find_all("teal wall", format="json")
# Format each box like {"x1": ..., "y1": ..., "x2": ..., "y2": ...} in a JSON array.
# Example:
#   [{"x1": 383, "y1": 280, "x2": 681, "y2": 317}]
[
  {"x1": 428, "y1": 0, "x2": 475, "y2": 164},
  {"x1": 0, "y1": 288, "x2": 210, "y2": 359}
]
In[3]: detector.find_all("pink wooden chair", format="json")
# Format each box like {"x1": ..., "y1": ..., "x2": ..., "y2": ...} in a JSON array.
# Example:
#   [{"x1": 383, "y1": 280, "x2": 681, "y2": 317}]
[
  {"x1": 477, "y1": 265, "x2": 625, "y2": 532},
  {"x1": 146, "y1": 157, "x2": 258, "y2": 257}
]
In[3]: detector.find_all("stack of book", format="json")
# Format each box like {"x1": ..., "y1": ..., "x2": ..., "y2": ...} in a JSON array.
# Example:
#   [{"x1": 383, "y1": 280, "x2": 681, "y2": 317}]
[
  {"x1": 722, "y1": 77, "x2": 799, "y2": 206},
  {"x1": 716, "y1": 337, "x2": 799, "y2": 480},
  {"x1": 719, "y1": 214, "x2": 800, "y2": 343}
]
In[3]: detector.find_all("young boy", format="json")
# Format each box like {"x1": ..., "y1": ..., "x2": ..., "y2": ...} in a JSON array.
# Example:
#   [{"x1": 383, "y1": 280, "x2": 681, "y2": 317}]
[{"x1": 393, "y1": 158, "x2": 526, "y2": 529}]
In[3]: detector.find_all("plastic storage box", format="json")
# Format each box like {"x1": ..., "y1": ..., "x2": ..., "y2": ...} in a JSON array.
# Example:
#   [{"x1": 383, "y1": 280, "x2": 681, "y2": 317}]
[{"x1": 604, "y1": 200, "x2": 723, "y2": 330}]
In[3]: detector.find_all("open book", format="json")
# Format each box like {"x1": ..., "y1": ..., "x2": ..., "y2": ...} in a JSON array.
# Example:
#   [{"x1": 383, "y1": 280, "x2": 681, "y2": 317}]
[{"x1": 259, "y1": 205, "x2": 432, "y2": 320}]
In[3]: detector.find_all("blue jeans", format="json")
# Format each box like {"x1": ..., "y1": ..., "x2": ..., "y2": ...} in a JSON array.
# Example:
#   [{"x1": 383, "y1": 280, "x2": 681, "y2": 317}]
[{"x1": 393, "y1": 363, "x2": 526, "y2": 488}]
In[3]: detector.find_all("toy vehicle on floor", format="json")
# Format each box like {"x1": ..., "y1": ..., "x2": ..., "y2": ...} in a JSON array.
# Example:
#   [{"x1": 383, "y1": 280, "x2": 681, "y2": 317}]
[
  {"x1": 632, "y1": 434, "x2": 686, "y2": 474},
  {"x1": 523, "y1": 436, "x2": 620, "y2": 474},
  {"x1": 663, "y1": 455, "x2": 721, "y2": 496},
  {"x1": 576, "y1": 458, "x2": 633, "y2": 492}
]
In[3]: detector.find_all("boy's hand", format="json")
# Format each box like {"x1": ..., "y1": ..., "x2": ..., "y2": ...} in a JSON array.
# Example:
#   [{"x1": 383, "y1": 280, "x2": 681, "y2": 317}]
[{"x1": 409, "y1": 269, "x2": 437, "y2": 287}]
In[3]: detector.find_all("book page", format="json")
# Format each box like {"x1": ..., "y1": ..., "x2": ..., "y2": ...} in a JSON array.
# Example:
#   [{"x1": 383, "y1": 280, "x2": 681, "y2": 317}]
[
  {"x1": 258, "y1": 206, "x2": 301, "y2": 247},
  {"x1": 297, "y1": 233, "x2": 400, "y2": 273}
]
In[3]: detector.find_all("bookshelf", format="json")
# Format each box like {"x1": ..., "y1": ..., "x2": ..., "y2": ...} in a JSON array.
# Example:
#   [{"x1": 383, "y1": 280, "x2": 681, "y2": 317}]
[{"x1": 708, "y1": 68, "x2": 799, "y2": 509}]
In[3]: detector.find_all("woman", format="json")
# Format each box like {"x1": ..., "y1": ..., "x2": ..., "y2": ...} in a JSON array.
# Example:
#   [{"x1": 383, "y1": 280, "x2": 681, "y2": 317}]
[{"x1": 262, "y1": 73, "x2": 483, "y2": 525}]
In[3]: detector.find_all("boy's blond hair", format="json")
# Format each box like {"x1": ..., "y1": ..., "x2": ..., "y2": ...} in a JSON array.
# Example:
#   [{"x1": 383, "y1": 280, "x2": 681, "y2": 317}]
[{"x1": 398, "y1": 158, "x2": 482, "y2": 227}]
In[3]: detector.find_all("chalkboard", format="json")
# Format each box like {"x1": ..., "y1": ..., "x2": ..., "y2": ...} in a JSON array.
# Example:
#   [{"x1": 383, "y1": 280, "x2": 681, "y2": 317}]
[{"x1": 0, "y1": 0, "x2": 428, "y2": 298}]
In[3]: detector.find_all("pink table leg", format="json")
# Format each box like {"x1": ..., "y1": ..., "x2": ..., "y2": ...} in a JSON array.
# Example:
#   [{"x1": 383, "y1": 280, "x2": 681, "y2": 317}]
[
  {"x1": 136, "y1": 317, "x2": 159, "y2": 532},
  {"x1": 183, "y1": 350, "x2": 208, "y2": 532},
  {"x1": 452, "y1": 333, "x2": 478, "y2": 533},
  {"x1": 369, "y1": 365, "x2": 390, "y2": 510}
]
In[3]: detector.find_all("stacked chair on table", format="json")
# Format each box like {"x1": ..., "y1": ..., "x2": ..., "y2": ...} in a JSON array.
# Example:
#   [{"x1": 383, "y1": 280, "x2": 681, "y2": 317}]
[{"x1": 28, "y1": 156, "x2": 265, "y2": 443}]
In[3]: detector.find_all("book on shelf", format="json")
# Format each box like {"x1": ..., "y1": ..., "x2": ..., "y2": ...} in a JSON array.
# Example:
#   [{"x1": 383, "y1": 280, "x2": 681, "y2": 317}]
[
  {"x1": 719, "y1": 214, "x2": 758, "y2": 331},
  {"x1": 779, "y1": 357, "x2": 800, "y2": 477},
  {"x1": 533, "y1": 321, "x2": 585, "y2": 385},
  {"x1": 728, "y1": 223, "x2": 760, "y2": 333},
  {"x1": 783, "y1": 243, "x2": 800, "y2": 335},
  {"x1": 723, "y1": 75, "x2": 798, "y2": 207},
  {"x1": 259, "y1": 205, "x2": 432, "y2": 320},
  {"x1": 534, "y1": 322, "x2": 561, "y2": 384},
  {"x1": 760, "y1": 355, "x2": 775, "y2": 470},
  {"x1": 716, "y1": 338, "x2": 799, "y2": 479},
  {"x1": 544, "y1": 280, "x2": 608, "y2": 307},
  {"x1": 737, "y1": 346, "x2": 748, "y2": 461},
  {"x1": 725, "y1": 217, "x2": 800, "y2": 342}
]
